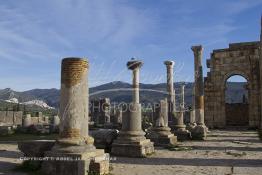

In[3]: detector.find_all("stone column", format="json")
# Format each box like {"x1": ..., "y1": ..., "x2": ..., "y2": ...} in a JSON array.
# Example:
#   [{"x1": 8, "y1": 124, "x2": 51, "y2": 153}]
[
  {"x1": 22, "y1": 114, "x2": 31, "y2": 128},
  {"x1": 147, "y1": 98, "x2": 177, "y2": 146},
  {"x1": 42, "y1": 57, "x2": 109, "y2": 175},
  {"x1": 111, "y1": 58, "x2": 154, "y2": 157},
  {"x1": 191, "y1": 45, "x2": 207, "y2": 140},
  {"x1": 178, "y1": 83, "x2": 185, "y2": 127},
  {"x1": 51, "y1": 115, "x2": 60, "y2": 133},
  {"x1": 260, "y1": 16, "x2": 262, "y2": 132},
  {"x1": 187, "y1": 84, "x2": 197, "y2": 132},
  {"x1": 164, "y1": 61, "x2": 176, "y2": 127},
  {"x1": 174, "y1": 83, "x2": 191, "y2": 140}
]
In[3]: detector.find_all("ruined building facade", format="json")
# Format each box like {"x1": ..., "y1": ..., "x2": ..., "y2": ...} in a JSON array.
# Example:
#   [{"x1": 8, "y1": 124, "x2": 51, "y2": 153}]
[{"x1": 204, "y1": 27, "x2": 262, "y2": 128}]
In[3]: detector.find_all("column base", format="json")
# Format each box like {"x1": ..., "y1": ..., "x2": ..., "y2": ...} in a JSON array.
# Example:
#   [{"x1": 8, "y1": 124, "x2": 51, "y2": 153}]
[
  {"x1": 174, "y1": 128, "x2": 191, "y2": 141},
  {"x1": 147, "y1": 126, "x2": 177, "y2": 146},
  {"x1": 111, "y1": 130, "x2": 154, "y2": 157},
  {"x1": 191, "y1": 125, "x2": 208, "y2": 140},
  {"x1": 41, "y1": 144, "x2": 109, "y2": 175}
]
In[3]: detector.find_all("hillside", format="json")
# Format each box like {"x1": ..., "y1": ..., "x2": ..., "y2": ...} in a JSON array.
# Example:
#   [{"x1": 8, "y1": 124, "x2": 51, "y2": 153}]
[{"x1": 0, "y1": 81, "x2": 247, "y2": 109}]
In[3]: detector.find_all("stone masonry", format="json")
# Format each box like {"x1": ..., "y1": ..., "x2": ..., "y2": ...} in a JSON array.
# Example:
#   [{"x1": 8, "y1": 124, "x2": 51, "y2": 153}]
[{"x1": 205, "y1": 41, "x2": 261, "y2": 128}]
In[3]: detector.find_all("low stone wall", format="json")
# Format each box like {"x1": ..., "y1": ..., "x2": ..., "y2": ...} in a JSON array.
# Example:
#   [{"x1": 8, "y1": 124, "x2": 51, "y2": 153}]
[
  {"x1": 0, "y1": 111, "x2": 23, "y2": 125},
  {"x1": 0, "y1": 111, "x2": 49, "y2": 126}
]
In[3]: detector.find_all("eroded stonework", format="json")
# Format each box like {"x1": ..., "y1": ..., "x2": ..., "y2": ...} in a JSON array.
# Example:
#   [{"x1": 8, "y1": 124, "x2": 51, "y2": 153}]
[{"x1": 205, "y1": 42, "x2": 261, "y2": 128}]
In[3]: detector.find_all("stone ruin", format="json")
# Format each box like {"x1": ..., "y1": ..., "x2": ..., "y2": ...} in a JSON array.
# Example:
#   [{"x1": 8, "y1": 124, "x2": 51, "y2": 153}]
[
  {"x1": 205, "y1": 42, "x2": 262, "y2": 128},
  {"x1": 15, "y1": 18, "x2": 262, "y2": 175},
  {"x1": 41, "y1": 57, "x2": 109, "y2": 175},
  {"x1": 0, "y1": 110, "x2": 59, "y2": 135},
  {"x1": 111, "y1": 59, "x2": 155, "y2": 157}
]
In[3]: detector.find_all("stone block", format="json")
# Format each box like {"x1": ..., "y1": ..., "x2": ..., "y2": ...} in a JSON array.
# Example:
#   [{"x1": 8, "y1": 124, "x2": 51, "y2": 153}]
[
  {"x1": 111, "y1": 139, "x2": 154, "y2": 157},
  {"x1": 147, "y1": 127, "x2": 177, "y2": 146},
  {"x1": 42, "y1": 149, "x2": 109, "y2": 175}
]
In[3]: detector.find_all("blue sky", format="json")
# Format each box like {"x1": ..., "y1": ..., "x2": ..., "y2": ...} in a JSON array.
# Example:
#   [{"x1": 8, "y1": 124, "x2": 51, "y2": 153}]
[{"x1": 0, "y1": 0, "x2": 261, "y2": 91}]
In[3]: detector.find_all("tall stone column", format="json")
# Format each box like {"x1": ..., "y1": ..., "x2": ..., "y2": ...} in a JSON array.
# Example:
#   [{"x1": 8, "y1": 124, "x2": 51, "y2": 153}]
[
  {"x1": 191, "y1": 45, "x2": 207, "y2": 140},
  {"x1": 186, "y1": 84, "x2": 197, "y2": 132},
  {"x1": 259, "y1": 16, "x2": 262, "y2": 132},
  {"x1": 174, "y1": 83, "x2": 191, "y2": 140},
  {"x1": 164, "y1": 61, "x2": 176, "y2": 128},
  {"x1": 111, "y1": 59, "x2": 154, "y2": 157},
  {"x1": 42, "y1": 58, "x2": 109, "y2": 175},
  {"x1": 147, "y1": 98, "x2": 177, "y2": 146}
]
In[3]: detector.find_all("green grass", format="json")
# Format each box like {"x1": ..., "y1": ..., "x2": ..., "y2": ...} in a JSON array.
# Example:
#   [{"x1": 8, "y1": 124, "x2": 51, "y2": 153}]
[
  {"x1": 0, "y1": 133, "x2": 58, "y2": 141},
  {"x1": 165, "y1": 144, "x2": 193, "y2": 151},
  {"x1": 225, "y1": 151, "x2": 247, "y2": 157}
]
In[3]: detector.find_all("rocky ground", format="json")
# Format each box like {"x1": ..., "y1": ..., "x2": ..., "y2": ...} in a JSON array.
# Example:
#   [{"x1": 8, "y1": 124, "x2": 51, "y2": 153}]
[{"x1": 0, "y1": 130, "x2": 261, "y2": 175}]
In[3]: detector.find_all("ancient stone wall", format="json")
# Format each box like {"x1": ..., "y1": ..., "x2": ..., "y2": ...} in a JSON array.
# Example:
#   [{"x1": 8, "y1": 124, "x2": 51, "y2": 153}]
[
  {"x1": 0, "y1": 111, "x2": 23, "y2": 125},
  {"x1": 205, "y1": 42, "x2": 261, "y2": 128},
  {"x1": 225, "y1": 103, "x2": 248, "y2": 126}
]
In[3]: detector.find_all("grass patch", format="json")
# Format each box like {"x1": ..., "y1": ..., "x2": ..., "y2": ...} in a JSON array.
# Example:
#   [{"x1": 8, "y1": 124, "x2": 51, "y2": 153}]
[
  {"x1": 226, "y1": 151, "x2": 247, "y2": 157},
  {"x1": 0, "y1": 133, "x2": 58, "y2": 141},
  {"x1": 165, "y1": 144, "x2": 193, "y2": 151}
]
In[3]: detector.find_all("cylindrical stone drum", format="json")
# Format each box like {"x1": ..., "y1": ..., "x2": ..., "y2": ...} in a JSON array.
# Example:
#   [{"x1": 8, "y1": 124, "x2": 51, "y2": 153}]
[
  {"x1": 59, "y1": 58, "x2": 89, "y2": 143},
  {"x1": 23, "y1": 114, "x2": 32, "y2": 128}
]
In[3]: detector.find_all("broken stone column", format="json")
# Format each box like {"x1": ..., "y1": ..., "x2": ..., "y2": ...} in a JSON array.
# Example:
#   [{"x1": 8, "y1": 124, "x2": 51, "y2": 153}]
[
  {"x1": 111, "y1": 107, "x2": 122, "y2": 129},
  {"x1": 191, "y1": 45, "x2": 207, "y2": 140},
  {"x1": 22, "y1": 114, "x2": 32, "y2": 128},
  {"x1": 42, "y1": 57, "x2": 109, "y2": 175},
  {"x1": 111, "y1": 59, "x2": 154, "y2": 157},
  {"x1": 174, "y1": 83, "x2": 191, "y2": 141},
  {"x1": 91, "y1": 98, "x2": 111, "y2": 127},
  {"x1": 53, "y1": 115, "x2": 60, "y2": 126},
  {"x1": 147, "y1": 98, "x2": 177, "y2": 146},
  {"x1": 51, "y1": 115, "x2": 60, "y2": 133},
  {"x1": 164, "y1": 60, "x2": 176, "y2": 129}
]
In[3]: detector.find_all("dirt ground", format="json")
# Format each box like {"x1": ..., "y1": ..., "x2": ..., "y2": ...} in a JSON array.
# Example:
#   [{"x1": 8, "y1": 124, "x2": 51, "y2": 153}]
[{"x1": 0, "y1": 130, "x2": 261, "y2": 175}]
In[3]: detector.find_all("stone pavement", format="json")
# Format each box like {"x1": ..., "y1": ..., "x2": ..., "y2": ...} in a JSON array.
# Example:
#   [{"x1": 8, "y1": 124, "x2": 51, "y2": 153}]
[
  {"x1": 111, "y1": 130, "x2": 262, "y2": 175},
  {"x1": 0, "y1": 130, "x2": 261, "y2": 175}
]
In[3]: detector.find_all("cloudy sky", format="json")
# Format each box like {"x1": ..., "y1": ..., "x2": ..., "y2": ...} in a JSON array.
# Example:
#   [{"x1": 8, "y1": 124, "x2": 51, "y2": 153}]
[{"x1": 0, "y1": 0, "x2": 261, "y2": 91}]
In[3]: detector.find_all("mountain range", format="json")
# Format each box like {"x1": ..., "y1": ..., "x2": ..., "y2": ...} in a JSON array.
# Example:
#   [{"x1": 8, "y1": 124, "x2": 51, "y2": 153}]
[{"x1": 0, "y1": 81, "x2": 247, "y2": 109}]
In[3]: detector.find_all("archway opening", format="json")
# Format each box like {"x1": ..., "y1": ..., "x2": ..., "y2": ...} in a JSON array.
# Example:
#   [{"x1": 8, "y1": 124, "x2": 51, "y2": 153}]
[{"x1": 225, "y1": 75, "x2": 248, "y2": 126}]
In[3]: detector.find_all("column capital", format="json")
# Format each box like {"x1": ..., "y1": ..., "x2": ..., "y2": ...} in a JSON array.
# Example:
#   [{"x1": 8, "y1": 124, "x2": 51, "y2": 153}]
[
  {"x1": 164, "y1": 60, "x2": 175, "y2": 67},
  {"x1": 191, "y1": 45, "x2": 203, "y2": 53},
  {"x1": 127, "y1": 58, "x2": 143, "y2": 70}
]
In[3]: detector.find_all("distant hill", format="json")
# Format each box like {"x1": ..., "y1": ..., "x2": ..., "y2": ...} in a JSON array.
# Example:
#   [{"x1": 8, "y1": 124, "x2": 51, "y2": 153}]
[{"x1": 0, "y1": 81, "x2": 247, "y2": 109}]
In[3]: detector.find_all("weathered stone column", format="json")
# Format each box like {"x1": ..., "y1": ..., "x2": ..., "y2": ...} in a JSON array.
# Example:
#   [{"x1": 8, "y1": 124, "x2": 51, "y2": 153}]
[
  {"x1": 177, "y1": 83, "x2": 186, "y2": 128},
  {"x1": 51, "y1": 115, "x2": 60, "y2": 133},
  {"x1": 22, "y1": 114, "x2": 31, "y2": 128},
  {"x1": 164, "y1": 61, "x2": 176, "y2": 128},
  {"x1": 191, "y1": 45, "x2": 207, "y2": 140},
  {"x1": 147, "y1": 98, "x2": 177, "y2": 146},
  {"x1": 42, "y1": 57, "x2": 109, "y2": 175},
  {"x1": 174, "y1": 83, "x2": 191, "y2": 140},
  {"x1": 186, "y1": 84, "x2": 197, "y2": 132},
  {"x1": 259, "y1": 16, "x2": 262, "y2": 132},
  {"x1": 111, "y1": 59, "x2": 154, "y2": 157}
]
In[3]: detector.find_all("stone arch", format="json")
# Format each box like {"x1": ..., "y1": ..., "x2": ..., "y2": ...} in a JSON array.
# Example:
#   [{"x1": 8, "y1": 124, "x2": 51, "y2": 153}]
[
  {"x1": 224, "y1": 74, "x2": 250, "y2": 126},
  {"x1": 204, "y1": 41, "x2": 261, "y2": 128}
]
